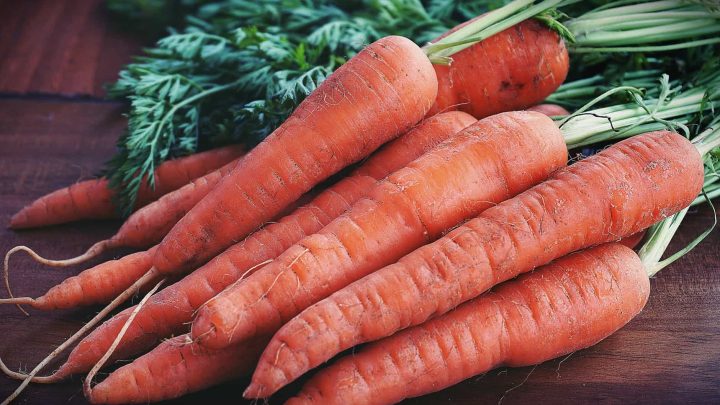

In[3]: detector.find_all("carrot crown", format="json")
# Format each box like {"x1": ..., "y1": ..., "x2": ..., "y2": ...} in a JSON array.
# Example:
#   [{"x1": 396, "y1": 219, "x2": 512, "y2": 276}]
[{"x1": 423, "y1": 0, "x2": 720, "y2": 64}]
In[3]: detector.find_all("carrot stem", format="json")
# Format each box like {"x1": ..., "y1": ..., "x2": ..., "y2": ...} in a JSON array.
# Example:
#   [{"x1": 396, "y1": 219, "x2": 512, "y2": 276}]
[{"x1": 425, "y1": 0, "x2": 720, "y2": 64}]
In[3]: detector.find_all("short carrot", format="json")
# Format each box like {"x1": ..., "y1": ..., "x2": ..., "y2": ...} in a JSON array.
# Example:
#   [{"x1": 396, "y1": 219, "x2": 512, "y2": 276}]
[
  {"x1": 246, "y1": 130, "x2": 704, "y2": 396},
  {"x1": 9, "y1": 145, "x2": 244, "y2": 229},
  {"x1": 428, "y1": 18, "x2": 569, "y2": 118},
  {"x1": 191, "y1": 110, "x2": 568, "y2": 349},
  {"x1": 284, "y1": 242, "x2": 650, "y2": 405},
  {"x1": 33, "y1": 111, "x2": 476, "y2": 379},
  {"x1": 152, "y1": 35, "x2": 438, "y2": 274},
  {"x1": 85, "y1": 334, "x2": 267, "y2": 404}
]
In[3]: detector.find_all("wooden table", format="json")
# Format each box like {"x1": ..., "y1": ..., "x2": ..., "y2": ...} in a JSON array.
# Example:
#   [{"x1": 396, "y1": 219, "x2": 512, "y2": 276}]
[{"x1": 1, "y1": 1, "x2": 719, "y2": 404}]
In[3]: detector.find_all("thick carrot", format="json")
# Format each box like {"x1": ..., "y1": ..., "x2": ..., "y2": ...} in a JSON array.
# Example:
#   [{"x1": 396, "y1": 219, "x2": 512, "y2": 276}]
[
  {"x1": 9, "y1": 145, "x2": 244, "y2": 229},
  {"x1": 429, "y1": 19, "x2": 569, "y2": 118},
  {"x1": 43, "y1": 111, "x2": 475, "y2": 379},
  {"x1": 85, "y1": 334, "x2": 267, "y2": 404},
  {"x1": 527, "y1": 103, "x2": 570, "y2": 116},
  {"x1": 191, "y1": 110, "x2": 568, "y2": 349},
  {"x1": 285, "y1": 243, "x2": 650, "y2": 405},
  {"x1": 246, "y1": 130, "x2": 704, "y2": 396},
  {"x1": 153, "y1": 36, "x2": 438, "y2": 274}
]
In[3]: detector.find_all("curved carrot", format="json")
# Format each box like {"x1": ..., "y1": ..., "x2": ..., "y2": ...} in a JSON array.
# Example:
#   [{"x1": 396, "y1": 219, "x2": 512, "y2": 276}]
[
  {"x1": 86, "y1": 334, "x2": 266, "y2": 404},
  {"x1": 285, "y1": 243, "x2": 649, "y2": 404},
  {"x1": 191, "y1": 110, "x2": 568, "y2": 349},
  {"x1": 527, "y1": 103, "x2": 570, "y2": 116},
  {"x1": 153, "y1": 35, "x2": 438, "y2": 274},
  {"x1": 429, "y1": 19, "x2": 569, "y2": 118},
  {"x1": 44, "y1": 111, "x2": 475, "y2": 379},
  {"x1": 9, "y1": 145, "x2": 244, "y2": 229},
  {"x1": 247, "y1": 130, "x2": 704, "y2": 396}
]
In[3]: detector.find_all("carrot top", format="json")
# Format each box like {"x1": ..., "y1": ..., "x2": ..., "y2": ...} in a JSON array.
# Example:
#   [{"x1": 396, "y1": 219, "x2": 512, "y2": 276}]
[{"x1": 422, "y1": 0, "x2": 720, "y2": 64}]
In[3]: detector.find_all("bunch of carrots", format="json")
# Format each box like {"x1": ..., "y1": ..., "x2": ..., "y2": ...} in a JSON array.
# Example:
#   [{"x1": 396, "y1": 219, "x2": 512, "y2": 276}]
[{"x1": 2, "y1": 1, "x2": 720, "y2": 404}]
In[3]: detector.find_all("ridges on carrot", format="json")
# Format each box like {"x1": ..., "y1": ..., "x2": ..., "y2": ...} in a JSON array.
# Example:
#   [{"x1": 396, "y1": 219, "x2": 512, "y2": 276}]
[
  {"x1": 27, "y1": 111, "x2": 476, "y2": 382},
  {"x1": 285, "y1": 242, "x2": 650, "y2": 405},
  {"x1": 191, "y1": 110, "x2": 568, "y2": 350},
  {"x1": 151, "y1": 35, "x2": 438, "y2": 275},
  {"x1": 245, "y1": 130, "x2": 705, "y2": 397},
  {"x1": 0, "y1": 37, "x2": 439, "y2": 401}
]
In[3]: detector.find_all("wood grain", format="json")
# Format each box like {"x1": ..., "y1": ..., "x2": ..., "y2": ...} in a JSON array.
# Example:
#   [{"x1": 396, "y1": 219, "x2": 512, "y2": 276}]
[
  {"x1": 0, "y1": 0, "x2": 141, "y2": 97},
  {"x1": 0, "y1": 1, "x2": 719, "y2": 404}
]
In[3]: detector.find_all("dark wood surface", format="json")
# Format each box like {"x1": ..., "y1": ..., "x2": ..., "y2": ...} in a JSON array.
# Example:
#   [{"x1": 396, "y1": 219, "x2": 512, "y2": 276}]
[{"x1": 1, "y1": 1, "x2": 719, "y2": 404}]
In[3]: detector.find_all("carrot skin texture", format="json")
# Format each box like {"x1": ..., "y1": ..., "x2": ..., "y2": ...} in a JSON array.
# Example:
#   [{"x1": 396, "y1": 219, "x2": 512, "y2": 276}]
[
  {"x1": 9, "y1": 145, "x2": 244, "y2": 229},
  {"x1": 154, "y1": 36, "x2": 439, "y2": 273},
  {"x1": 286, "y1": 243, "x2": 650, "y2": 405},
  {"x1": 57, "y1": 112, "x2": 474, "y2": 378},
  {"x1": 527, "y1": 104, "x2": 570, "y2": 116},
  {"x1": 21, "y1": 248, "x2": 155, "y2": 310},
  {"x1": 250, "y1": 130, "x2": 704, "y2": 396},
  {"x1": 429, "y1": 19, "x2": 569, "y2": 118},
  {"x1": 87, "y1": 334, "x2": 267, "y2": 404},
  {"x1": 192, "y1": 111, "x2": 568, "y2": 349},
  {"x1": 108, "y1": 160, "x2": 238, "y2": 249}
]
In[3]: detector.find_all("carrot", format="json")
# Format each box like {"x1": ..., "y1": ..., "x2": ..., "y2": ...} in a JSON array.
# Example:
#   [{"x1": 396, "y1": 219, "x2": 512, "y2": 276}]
[
  {"x1": 191, "y1": 110, "x2": 568, "y2": 349},
  {"x1": 246, "y1": 130, "x2": 704, "y2": 397},
  {"x1": 9, "y1": 145, "x2": 244, "y2": 229},
  {"x1": 5, "y1": 158, "x2": 240, "y2": 272},
  {"x1": 151, "y1": 36, "x2": 438, "y2": 274},
  {"x1": 0, "y1": 248, "x2": 156, "y2": 310},
  {"x1": 620, "y1": 230, "x2": 646, "y2": 250},
  {"x1": 85, "y1": 334, "x2": 267, "y2": 404},
  {"x1": 34, "y1": 111, "x2": 475, "y2": 380},
  {"x1": 284, "y1": 242, "x2": 650, "y2": 405},
  {"x1": 428, "y1": 19, "x2": 569, "y2": 118},
  {"x1": 527, "y1": 103, "x2": 570, "y2": 116}
]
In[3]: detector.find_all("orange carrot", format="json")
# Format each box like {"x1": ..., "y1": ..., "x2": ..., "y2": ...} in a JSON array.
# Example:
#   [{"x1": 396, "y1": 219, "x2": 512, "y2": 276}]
[
  {"x1": 429, "y1": 19, "x2": 569, "y2": 118},
  {"x1": 152, "y1": 36, "x2": 438, "y2": 274},
  {"x1": 527, "y1": 103, "x2": 570, "y2": 116},
  {"x1": 246, "y1": 130, "x2": 704, "y2": 397},
  {"x1": 5, "y1": 158, "x2": 240, "y2": 272},
  {"x1": 0, "y1": 248, "x2": 156, "y2": 310},
  {"x1": 38, "y1": 111, "x2": 475, "y2": 380},
  {"x1": 85, "y1": 335, "x2": 266, "y2": 404},
  {"x1": 285, "y1": 243, "x2": 650, "y2": 404},
  {"x1": 9, "y1": 145, "x2": 244, "y2": 229},
  {"x1": 191, "y1": 110, "x2": 568, "y2": 350}
]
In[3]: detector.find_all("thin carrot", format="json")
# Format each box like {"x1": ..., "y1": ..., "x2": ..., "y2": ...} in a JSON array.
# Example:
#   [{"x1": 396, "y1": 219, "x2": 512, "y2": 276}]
[
  {"x1": 33, "y1": 111, "x2": 475, "y2": 380},
  {"x1": 152, "y1": 35, "x2": 438, "y2": 274},
  {"x1": 428, "y1": 18, "x2": 569, "y2": 118},
  {"x1": 527, "y1": 103, "x2": 570, "y2": 116},
  {"x1": 0, "y1": 248, "x2": 156, "y2": 310},
  {"x1": 246, "y1": 130, "x2": 704, "y2": 397},
  {"x1": 5, "y1": 158, "x2": 239, "y2": 271},
  {"x1": 191, "y1": 110, "x2": 568, "y2": 349},
  {"x1": 85, "y1": 334, "x2": 267, "y2": 404},
  {"x1": 285, "y1": 242, "x2": 650, "y2": 405},
  {"x1": 9, "y1": 145, "x2": 244, "y2": 229}
]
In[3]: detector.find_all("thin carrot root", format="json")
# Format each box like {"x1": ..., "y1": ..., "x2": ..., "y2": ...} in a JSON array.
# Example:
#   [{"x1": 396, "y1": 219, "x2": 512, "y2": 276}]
[
  {"x1": 4, "y1": 241, "x2": 111, "y2": 314},
  {"x1": 0, "y1": 269, "x2": 160, "y2": 405},
  {"x1": 83, "y1": 279, "x2": 165, "y2": 399}
]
